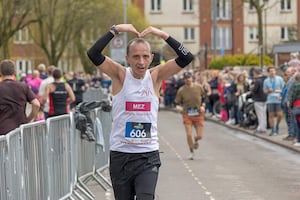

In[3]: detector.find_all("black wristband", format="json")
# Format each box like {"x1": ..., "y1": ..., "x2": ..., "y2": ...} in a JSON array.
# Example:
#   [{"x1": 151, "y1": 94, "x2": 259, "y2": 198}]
[
  {"x1": 110, "y1": 25, "x2": 119, "y2": 35},
  {"x1": 87, "y1": 31, "x2": 114, "y2": 66},
  {"x1": 165, "y1": 36, "x2": 194, "y2": 68}
]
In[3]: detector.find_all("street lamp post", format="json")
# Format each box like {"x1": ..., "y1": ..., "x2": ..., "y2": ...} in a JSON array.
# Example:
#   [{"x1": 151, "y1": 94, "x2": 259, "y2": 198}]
[
  {"x1": 123, "y1": 0, "x2": 128, "y2": 67},
  {"x1": 212, "y1": 0, "x2": 217, "y2": 59},
  {"x1": 263, "y1": 0, "x2": 269, "y2": 55}
]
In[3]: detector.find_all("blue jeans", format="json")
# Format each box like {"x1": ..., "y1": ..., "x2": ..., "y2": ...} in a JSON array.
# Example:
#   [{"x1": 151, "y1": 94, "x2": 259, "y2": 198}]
[
  {"x1": 164, "y1": 94, "x2": 175, "y2": 107},
  {"x1": 283, "y1": 104, "x2": 297, "y2": 137}
]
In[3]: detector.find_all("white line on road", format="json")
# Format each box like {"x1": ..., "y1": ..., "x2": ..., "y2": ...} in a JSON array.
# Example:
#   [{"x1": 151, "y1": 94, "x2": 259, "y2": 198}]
[{"x1": 160, "y1": 134, "x2": 216, "y2": 200}]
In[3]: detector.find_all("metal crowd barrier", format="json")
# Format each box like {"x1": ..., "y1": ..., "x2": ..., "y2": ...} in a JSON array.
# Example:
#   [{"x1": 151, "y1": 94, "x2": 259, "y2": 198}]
[
  {"x1": 47, "y1": 115, "x2": 73, "y2": 200},
  {"x1": 0, "y1": 89, "x2": 112, "y2": 200},
  {"x1": 0, "y1": 134, "x2": 8, "y2": 200},
  {"x1": 22, "y1": 121, "x2": 48, "y2": 200},
  {"x1": 75, "y1": 108, "x2": 113, "y2": 200},
  {"x1": 1, "y1": 128, "x2": 25, "y2": 200},
  {"x1": 7, "y1": 128, "x2": 26, "y2": 200}
]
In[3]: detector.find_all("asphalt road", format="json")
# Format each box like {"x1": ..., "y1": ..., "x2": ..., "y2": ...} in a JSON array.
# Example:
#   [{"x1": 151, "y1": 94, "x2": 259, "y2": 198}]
[{"x1": 87, "y1": 110, "x2": 300, "y2": 200}]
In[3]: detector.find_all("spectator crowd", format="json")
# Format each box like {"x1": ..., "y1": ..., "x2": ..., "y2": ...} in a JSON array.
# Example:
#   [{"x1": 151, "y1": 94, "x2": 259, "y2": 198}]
[{"x1": 159, "y1": 52, "x2": 300, "y2": 147}]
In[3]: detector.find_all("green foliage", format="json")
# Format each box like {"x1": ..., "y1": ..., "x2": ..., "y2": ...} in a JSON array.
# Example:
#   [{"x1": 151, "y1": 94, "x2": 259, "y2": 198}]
[
  {"x1": 80, "y1": 0, "x2": 149, "y2": 74},
  {"x1": 209, "y1": 54, "x2": 273, "y2": 69},
  {"x1": 0, "y1": 0, "x2": 37, "y2": 58},
  {"x1": 0, "y1": 0, "x2": 148, "y2": 73}
]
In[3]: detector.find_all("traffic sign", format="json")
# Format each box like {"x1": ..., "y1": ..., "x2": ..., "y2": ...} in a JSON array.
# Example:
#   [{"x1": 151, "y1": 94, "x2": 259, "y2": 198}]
[
  {"x1": 110, "y1": 35, "x2": 126, "y2": 64},
  {"x1": 112, "y1": 37, "x2": 124, "y2": 48}
]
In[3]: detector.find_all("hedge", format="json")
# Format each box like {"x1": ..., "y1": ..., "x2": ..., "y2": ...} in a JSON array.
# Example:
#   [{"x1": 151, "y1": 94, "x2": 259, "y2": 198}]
[{"x1": 208, "y1": 54, "x2": 273, "y2": 70}]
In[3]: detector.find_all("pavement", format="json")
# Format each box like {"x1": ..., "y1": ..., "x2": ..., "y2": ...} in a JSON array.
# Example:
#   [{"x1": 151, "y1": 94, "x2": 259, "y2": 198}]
[{"x1": 205, "y1": 114, "x2": 300, "y2": 154}]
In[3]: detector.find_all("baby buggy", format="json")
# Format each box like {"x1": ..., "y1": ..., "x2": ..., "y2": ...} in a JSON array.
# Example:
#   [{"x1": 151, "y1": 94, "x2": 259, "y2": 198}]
[{"x1": 238, "y1": 92, "x2": 258, "y2": 130}]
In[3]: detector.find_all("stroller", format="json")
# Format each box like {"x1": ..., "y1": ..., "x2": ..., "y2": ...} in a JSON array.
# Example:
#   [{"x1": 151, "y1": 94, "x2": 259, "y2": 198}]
[{"x1": 238, "y1": 92, "x2": 258, "y2": 130}]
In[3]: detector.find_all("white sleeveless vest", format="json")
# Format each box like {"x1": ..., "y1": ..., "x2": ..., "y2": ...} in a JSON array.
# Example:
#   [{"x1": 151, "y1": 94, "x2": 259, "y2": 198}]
[{"x1": 110, "y1": 68, "x2": 159, "y2": 153}]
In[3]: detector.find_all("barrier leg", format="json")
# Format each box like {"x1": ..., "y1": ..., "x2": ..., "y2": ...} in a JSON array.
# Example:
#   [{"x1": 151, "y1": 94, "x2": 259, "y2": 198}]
[
  {"x1": 96, "y1": 165, "x2": 112, "y2": 187},
  {"x1": 95, "y1": 171, "x2": 112, "y2": 188},
  {"x1": 91, "y1": 174, "x2": 110, "y2": 191},
  {"x1": 72, "y1": 190, "x2": 85, "y2": 200},
  {"x1": 78, "y1": 179, "x2": 96, "y2": 199},
  {"x1": 76, "y1": 183, "x2": 94, "y2": 200},
  {"x1": 68, "y1": 195, "x2": 77, "y2": 200}
]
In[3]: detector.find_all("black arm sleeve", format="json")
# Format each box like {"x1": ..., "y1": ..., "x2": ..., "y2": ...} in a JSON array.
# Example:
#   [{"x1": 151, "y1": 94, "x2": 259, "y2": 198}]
[
  {"x1": 165, "y1": 36, "x2": 194, "y2": 68},
  {"x1": 87, "y1": 31, "x2": 114, "y2": 66}
]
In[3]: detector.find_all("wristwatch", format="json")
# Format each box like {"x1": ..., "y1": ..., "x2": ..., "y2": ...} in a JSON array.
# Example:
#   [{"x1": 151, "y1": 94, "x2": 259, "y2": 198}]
[{"x1": 110, "y1": 25, "x2": 119, "y2": 35}]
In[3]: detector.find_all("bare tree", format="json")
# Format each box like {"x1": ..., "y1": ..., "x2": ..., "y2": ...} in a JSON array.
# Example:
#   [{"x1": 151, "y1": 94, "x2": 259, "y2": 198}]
[
  {"x1": 243, "y1": 0, "x2": 268, "y2": 54},
  {"x1": 1, "y1": 0, "x2": 148, "y2": 73},
  {"x1": 30, "y1": 0, "x2": 96, "y2": 66},
  {"x1": 0, "y1": 0, "x2": 38, "y2": 58},
  {"x1": 73, "y1": 0, "x2": 121, "y2": 74}
]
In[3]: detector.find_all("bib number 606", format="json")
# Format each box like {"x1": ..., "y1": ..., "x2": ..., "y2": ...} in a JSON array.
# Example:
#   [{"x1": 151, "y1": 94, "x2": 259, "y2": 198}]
[{"x1": 130, "y1": 129, "x2": 147, "y2": 138}]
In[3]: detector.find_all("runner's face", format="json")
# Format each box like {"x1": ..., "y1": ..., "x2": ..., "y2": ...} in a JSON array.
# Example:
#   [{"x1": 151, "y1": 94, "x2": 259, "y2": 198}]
[
  {"x1": 126, "y1": 42, "x2": 153, "y2": 79},
  {"x1": 184, "y1": 76, "x2": 192, "y2": 85}
]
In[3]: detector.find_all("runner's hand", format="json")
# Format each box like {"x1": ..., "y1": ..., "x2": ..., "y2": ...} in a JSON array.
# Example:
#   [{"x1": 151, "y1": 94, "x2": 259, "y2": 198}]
[
  {"x1": 139, "y1": 26, "x2": 169, "y2": 40},
  {"x1": 175, "y1": 105, "x2": 183, "y2": 113},
  {"x1": 115, "y1": 24, "x2": 140, "y2": 37}
]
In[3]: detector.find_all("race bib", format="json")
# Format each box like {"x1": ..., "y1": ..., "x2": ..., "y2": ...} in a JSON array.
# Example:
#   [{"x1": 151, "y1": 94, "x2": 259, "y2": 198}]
[
  {"x1": 187, "y1": 107, "x2": 200, "y2": 116},
  {"x1": 125, "y1": 122, "x2": 152, "y2": 143}
]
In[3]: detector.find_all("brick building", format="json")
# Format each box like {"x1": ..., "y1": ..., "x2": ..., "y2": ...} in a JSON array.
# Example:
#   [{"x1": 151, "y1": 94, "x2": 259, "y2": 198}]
[{"x1": 132, "y1": 0, "x2": 300, "y2": 69}]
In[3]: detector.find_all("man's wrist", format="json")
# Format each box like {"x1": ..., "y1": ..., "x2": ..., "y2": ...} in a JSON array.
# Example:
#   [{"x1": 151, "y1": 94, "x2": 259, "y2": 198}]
[
  {"x1": 161, "y1": 33, "x2": 169, "y2": 41},
  {"x1": 110, "y1": 25, "x2": 119, "y2": 36}
]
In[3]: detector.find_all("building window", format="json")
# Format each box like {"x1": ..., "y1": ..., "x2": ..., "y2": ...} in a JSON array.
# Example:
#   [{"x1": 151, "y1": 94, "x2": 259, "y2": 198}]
[
  {"x1": 58, "y1": 60, "x2": 69, "y2": 73},
  {"x1": 281, "y1": 27, "x2": 289, "y2": 41},
  {"x1": 15, "y1": 59, "x2": 33, "y2": 76},
  {"x1": 13, "y1": 27, "x2": 32, "y2": 44},
  {"x1": 281, "y1": 0, "x2": 291, "y2": 10},
  {"x1": 249, "y1": 27, "x2": 259, "y2": 41},
  {"x1": 151, "y1": 0, "x2": 161, "y2": 12},
  {"x1": 183, "y1": 0, "x2": 193, "y2": 11},
  {"x1": 213, "y1": 27, "x2": 232, "y2": 49},
  {"x1": 249, "y1": 1, "x2": 255, "y2": 10},
  {"x1": 287, "y1": 27, "x2": 298, "y2": 41},
  {"x1": 216, "y1": 0, "x2": 232, "y2": 19},
  {"x1": 184, "y1": 27, "x2": 195, "y2": 41}
]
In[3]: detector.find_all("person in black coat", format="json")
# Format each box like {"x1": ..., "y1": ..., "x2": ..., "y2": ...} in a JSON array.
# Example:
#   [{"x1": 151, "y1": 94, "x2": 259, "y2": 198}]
[
  {"x1": 67, "y1": 72, "x2": 88, "y2": 109},
  {"x1": 251, "y1": 68, "x2": 267, "y2": 133}
]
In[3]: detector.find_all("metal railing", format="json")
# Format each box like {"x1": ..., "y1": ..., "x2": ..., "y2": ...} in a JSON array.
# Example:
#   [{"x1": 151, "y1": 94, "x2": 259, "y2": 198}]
[{"x1": 0, "y1": 88, "x2": 112, "y2": 200}]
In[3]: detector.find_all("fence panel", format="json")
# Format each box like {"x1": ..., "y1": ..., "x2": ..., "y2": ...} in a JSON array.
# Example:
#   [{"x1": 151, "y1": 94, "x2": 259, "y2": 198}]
[
  {"x1": 6, "y1": 129, "x2": 26, "y2": 200},
  {"x1": 95, "y1": 108, "x2": 112, "y2": 170},
  {"x1": 0, "y1": 135, "x2": 8, "y2": 200},
  {"x1": 0, "y1": 104, "x2": 112, "y2": 199},
  {"x1": 21, "y1": 121, "x2": 49, "y2": 200},
  {"x1": 47, "y1": 115, "x2": 72, "y2": 200}
]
